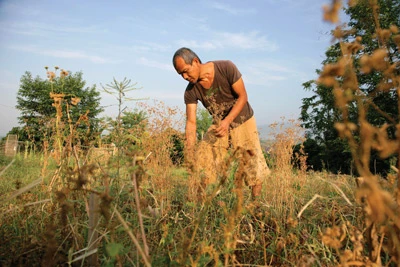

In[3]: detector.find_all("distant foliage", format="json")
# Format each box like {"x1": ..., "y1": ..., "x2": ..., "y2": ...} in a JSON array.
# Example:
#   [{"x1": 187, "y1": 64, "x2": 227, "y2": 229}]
[
  {"x1": 196, "y1": 108, "x2": 212, "y2": 140},
  {"x1": 14, "y1": 69, "x2": 103, "y2": 149},
  {"x1": 301, "y1": 0, "x2": 400, "y2": 175}
]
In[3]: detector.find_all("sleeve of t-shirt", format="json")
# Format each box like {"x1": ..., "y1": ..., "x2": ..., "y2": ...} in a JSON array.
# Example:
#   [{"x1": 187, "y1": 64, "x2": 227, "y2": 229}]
[
  {"x1": 184, "y1": 84, "x2": 197, "y2": 104},
  {"x1": 223, "y1": 60, "x2": 242, "y2": 85}
]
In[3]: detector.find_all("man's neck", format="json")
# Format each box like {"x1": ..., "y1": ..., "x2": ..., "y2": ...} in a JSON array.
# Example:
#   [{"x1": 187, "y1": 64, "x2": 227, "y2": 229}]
[{"x1": 198, "y1": 62, "x2": 214, "y2": 88}]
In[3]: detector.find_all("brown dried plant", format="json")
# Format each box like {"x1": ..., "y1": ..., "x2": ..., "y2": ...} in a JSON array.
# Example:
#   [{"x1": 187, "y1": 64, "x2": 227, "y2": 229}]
[
  {"x1": 320, "y1": 0, "x2": 400, "y2": 265},
  {"x1": 45, "y1": 67, "x2": 94, "y2": 189},
  {"x1": 38, "y1": 67, "x2": 124, "y2": 266},
  {"x1": 137, "y1": 100, "x2": 185, "y2": 202},
  {"x1": 267, "y1": 117, "x2": 307, "y2": 220}
]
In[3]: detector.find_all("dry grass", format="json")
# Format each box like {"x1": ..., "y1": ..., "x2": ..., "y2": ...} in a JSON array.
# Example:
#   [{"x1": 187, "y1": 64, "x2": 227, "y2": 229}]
[
  {"x1": 266, "y1": 118, "x2": 307, "y2": 222},
  {"x1": 0, "y1": 146, "x2": 389, "y2": 266}
]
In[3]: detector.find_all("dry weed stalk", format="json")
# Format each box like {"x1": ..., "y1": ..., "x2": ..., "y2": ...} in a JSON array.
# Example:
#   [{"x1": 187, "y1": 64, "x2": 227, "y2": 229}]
[
  {"x1": 319, "y1": 0, "x2": 400, "y2": 265},
  {"x1": 137, "y1": 100, "x2": 185, "y2": 200},
  {"x1": 267, "y1": 118, "x2": 306, "y2": 220},
  {"x1": 176, "y1": 146, "x2": 249, "y2": 266},
  {"x1": 38, "y1": 67, "x2": 121, "y2": 265},
  {"x1": 45, "y1": 67, "x2": 90, "y2": 189}
]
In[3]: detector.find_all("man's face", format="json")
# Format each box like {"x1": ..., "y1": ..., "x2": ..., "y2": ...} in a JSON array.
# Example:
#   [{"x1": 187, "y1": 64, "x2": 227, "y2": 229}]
[{"x1": 174, "y1": 56, "x2": 199, "y2": 84}]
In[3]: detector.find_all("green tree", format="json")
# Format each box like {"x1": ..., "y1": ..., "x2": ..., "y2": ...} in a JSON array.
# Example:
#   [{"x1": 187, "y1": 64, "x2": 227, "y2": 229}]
[
  {"x1": 300, "y1": 0, "x2": 400, "y2": 175},
  {"x1": 15, "y1": 70, "x2": 103, "y2": 149},
  {"x1": 102, "y1": 110, "x2": 148, "y2": 146},
  {"x1": 196, "y1": 107, "x2": 212, "y2": 140},
  {"x1": 121, "y1": 110, "x2": 147, "y2": 130}
]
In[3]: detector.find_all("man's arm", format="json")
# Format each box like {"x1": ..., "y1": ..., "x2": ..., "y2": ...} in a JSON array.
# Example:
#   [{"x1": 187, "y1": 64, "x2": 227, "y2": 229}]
[
  {"x1": 215, "y1": 77, "x2": 248, "y2": 137},
  {"x1": 185, "y1": 103, "x2": 197, "y2": 152}
]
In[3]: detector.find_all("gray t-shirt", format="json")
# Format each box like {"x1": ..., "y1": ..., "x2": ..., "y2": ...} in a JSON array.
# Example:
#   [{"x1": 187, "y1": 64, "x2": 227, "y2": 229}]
[{"x1": 184, "y1": 60, "x2": 254, "y2": 128}]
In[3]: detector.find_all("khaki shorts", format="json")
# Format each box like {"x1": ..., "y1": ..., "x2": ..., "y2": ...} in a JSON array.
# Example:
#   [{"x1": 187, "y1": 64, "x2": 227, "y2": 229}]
[{"x1": 194, "y1": 116, "x2": 270, "y2": 187}]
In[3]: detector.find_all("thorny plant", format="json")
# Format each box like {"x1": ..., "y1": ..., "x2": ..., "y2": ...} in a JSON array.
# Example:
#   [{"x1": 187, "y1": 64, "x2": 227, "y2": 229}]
[
  {"x1": 319, "y1": 0, "x2": 400, "y2": 265},
  {"x1": 45, "y1": 67, "x2": 88, "y2": 185},
  {"x1": 41, "y1": 67, "x2": 120, "y2": 266},
  {"x1": 35, "y1": 69, "x2": 154, "y2": 266},
  {"x1": 30, "y1": 84, "x2": 189, "y2": 266}
]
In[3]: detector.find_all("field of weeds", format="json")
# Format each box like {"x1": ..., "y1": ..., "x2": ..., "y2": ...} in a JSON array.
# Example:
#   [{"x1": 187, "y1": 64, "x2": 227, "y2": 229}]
[
  {"x1": 0, "y1": 149, "x2": 369, "y2": 266},
  {"x1": 0, "y1": 116, "x2": 398, "y2": 266}
]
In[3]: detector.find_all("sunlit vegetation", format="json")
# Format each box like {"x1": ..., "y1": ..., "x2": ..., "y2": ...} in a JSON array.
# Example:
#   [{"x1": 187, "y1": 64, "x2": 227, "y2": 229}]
[{"x1": 1, "y1": 0, "x2": 400, "y2": 266}]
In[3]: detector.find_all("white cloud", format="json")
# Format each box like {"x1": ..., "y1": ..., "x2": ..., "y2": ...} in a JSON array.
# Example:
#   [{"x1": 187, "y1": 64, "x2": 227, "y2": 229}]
[
  {"x1": 247, "y1": 62, "x2": 292, "y2": 73},
  {"x1": 176, "y1": 40, "x2": 218, "y2": 50},
  {"x1": 209, "y1": 2, "x2": 256, "y2": 15},
  {"x1": 178, "y1": 30, "x2": 278, "y2": 51},
  {"x1": 44, "y1": 50, "x2": 108, "y2": 63},
  {"x1": 130, "y1": 41, "x2": 171, "y2": 52},
  {"x1": 243, "y1": 73, "x2": 287, "y2": 86},
  {"x1": 263, "y1": 0, "x2": 313, "y2": 7},
  {"x1": 137, "y1": 57, "x2": 174, "y2": 71},
  {"x1": 0, "y1": 21, "x2": 107, "y2": 37},
  {"x1": 9, "y1": 45, "x2": 112, "y2": 64},
  {"x1": 241, "y1": 59, "x2": 310, "y2": 85},
  {"x1": 218, "y1": 31, "x2": 278, "y2": 51}
]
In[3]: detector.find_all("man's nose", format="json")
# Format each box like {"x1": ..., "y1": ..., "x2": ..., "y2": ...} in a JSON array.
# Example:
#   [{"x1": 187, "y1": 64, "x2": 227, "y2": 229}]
[{"x1": 182, "y1": 73, "x2": 188, "y2": 79}]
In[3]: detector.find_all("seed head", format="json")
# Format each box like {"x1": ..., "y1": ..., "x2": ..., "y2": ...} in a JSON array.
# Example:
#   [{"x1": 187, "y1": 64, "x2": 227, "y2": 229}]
[
  {"x1": 389, "y1": 25, "x2": 399, "y2": 34},
  {"x1": 47, "y1": 71, "x2": 56, "y2": 81},
  {"x1": 70, "y1": 97, "x2": 81, "y2": 106},
  {"x1": 322, "y1": 0, "x2": 341, "y2": 24},
  {"x1": 60, "y1": 69, "x2": 69, "y2": 78},
  {"x1": 348, "y1": 0, "x2": 358, "y2": 7}
]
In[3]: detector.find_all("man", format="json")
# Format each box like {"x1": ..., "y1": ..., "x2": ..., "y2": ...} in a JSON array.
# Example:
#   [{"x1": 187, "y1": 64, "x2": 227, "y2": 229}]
[{"x1": 172, "y1": 47, "x2": 270, "y2": 198}]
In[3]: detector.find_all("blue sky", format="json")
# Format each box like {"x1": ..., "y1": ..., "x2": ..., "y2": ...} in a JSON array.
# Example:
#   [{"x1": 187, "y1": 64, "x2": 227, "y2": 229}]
[{"x1": 0, "y1": 0, "x2": 340, "y2": 137}]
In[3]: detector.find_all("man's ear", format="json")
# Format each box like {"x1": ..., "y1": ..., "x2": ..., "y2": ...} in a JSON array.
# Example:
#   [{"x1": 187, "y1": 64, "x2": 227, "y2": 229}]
[{"x1": 192, "y1": 57, "x2": 200, "y2": 65}]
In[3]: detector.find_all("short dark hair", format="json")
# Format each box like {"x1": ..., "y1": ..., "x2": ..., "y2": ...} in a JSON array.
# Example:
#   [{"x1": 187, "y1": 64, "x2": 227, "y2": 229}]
[{"x1": 172, "y1": 47, "x2": 202, "y2": 68}]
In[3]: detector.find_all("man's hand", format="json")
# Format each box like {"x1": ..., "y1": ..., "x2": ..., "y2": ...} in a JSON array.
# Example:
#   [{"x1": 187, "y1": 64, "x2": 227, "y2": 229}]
[{"x1": 215, "y1": 119, "x2": 230, "y2": 137}]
